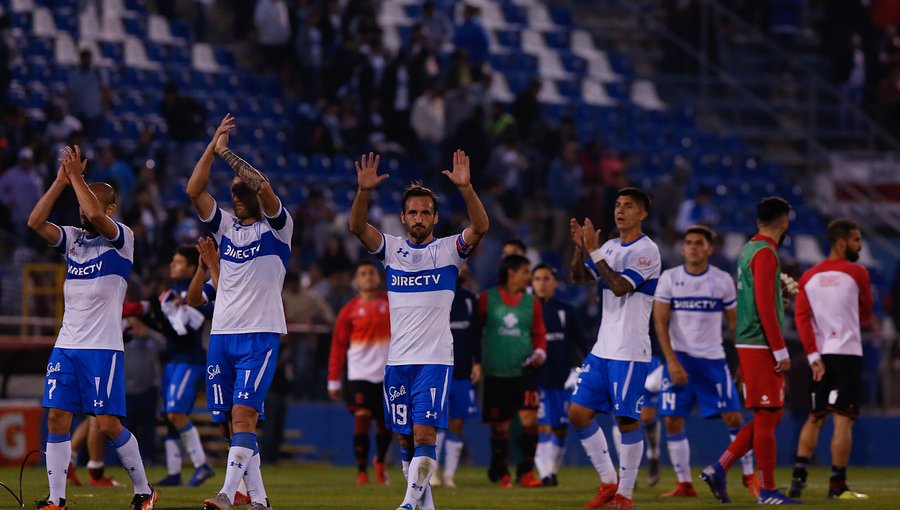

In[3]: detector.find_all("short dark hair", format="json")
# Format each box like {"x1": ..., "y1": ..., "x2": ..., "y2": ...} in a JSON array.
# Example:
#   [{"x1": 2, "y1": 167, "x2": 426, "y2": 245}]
[
  {"x1": 503, "y1": 238, "x2": 527, "y2": 253},
  {"x1": 532, "y1": 263, "x2": 558, "y2": 279},
  {"x1": 175, "y1": 245, "x2": 200, "y2": 268},
  {"x1": 356, "y1": 260, "x2": 380, "y2": 272},
  {"x1": 616, "y1": 187, "x2": 651, "y2": 211},
  {"x1": 756, "y1": 196, "x2": 791, "y2": 224},
  {"x1": 401, "y1": 181, "x2": 438, "y2": 213},
  {"x1": 498, "y1": 254, "x2": 530, "y2": 285},
  {"x1": 827, "y1": 219, "x2": 859, "y2": 245},
  {"x1": 684, "y1": 225, "x2": 716, "y2": 243}
]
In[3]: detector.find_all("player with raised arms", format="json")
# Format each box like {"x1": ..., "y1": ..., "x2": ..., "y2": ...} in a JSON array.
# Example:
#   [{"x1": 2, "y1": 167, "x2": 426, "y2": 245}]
[
  {"x1": 186, "y1": 114, "x2": 293, "y2": 510},
  {"x1": 28, "y1": 146, "x2": 157, "y2": 510},
  {"x1": 349, "y1": 150, "x2": 489, "y2": 510}
]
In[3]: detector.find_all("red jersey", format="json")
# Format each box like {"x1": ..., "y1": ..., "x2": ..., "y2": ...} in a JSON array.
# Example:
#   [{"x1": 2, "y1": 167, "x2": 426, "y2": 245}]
[
  {"x1": 795, "y1": 258, "x2": 873, "y2": 363},
  {"x1": 328, "y1": 293, "x2": 391, "y2": 384}
]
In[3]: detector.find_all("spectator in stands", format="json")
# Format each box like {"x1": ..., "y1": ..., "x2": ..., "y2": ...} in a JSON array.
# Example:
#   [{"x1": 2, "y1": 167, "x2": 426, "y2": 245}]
[
  {"x1": 675, "y1": 185, "x2": 719, "y2": 233},
  {"x1": 546, "y1": 139, "x2": 583, "y2": 251},
  {"x1": 454, "y1": 3, "x2": 490, "y2": 70},
  {"x1": 255, "y1": 0, "x2": 292, "y2": 75},
  {"x1": 67, "y1": 50, "x2": 108, "y2": 140},
  {"x1": 878, "y1": 25, "x2": 900, "y2": 77},
  {"x1": 445, "y1": 48, "x2": 473, "y2": 90},
  {"x1": 452, "y1": 106, "x2": 490, "y2": 184},
  {"x1": 44, "y1": 104, "x2": 83, "y2": 147},
  {"x1": 0, "y1": 12, "x2": 11, "y2": 109},
  {"x1": 160, "y1": 83, "x2": 205, "y2": 177},
  {"x1": 91, "y1": 144, "x2": 137, "y2": 206},
  {"x1": 488, "y1": 103, "x2": 517, "y2": 138},
  {"x1": 294, "y1": 6, "x2": 325, "y2": 101},
  {"x1": 1, "y1": 106, "x2": 32, "y2": 156},
  {"x1": 411, "y1": 81, "x2": 446, "y2": 176},
  {"x1": 359, "y1": 38, "x2": 391, "y2": 116},
  {"x1": 512, "y1": 79, "x2": 542, "y2": 139},
  {"x1": 319, "y1": 0, "x2": 344, "y2": 53},
  {"x1": 127, "y1": 128, "x2": 165, "y2": 174},
  {"x1": 420, "y1": 1, "x2": 454, "y2": 53},
  {"x1": 487, "y1": 129, "x2": 529, "y2": 216},
  {"x1": 837, "y1": 33, "x2": 866, "y2": 131},
  {"x1": 876, "y1": 66, "x2": 900, "y2": 136},
  {"x1": 0, "y1": 147, "x2": 42, "y2": 238},
  {"x1": 579, "y1": 137, "x2": 605, "y2": 187}
]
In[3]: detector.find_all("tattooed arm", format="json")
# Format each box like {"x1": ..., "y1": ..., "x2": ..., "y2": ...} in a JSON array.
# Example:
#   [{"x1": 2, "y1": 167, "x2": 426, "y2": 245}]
[
  {"x1": 581, "y1": 217, "x2": 634, "y2": 297},
  {"x1": 214, "y1": 121, "x2": 281, "y2": 217}
]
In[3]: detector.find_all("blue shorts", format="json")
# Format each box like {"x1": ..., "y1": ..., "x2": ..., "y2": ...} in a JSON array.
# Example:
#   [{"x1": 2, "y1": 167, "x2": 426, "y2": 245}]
[
  {"x1": 571, "y1": 354, "x2": 650, "y2": 421},
  {"x1": 382, "y1": 364, "x2": 452, "y2": 435},
  {"x1": 448, "y1": 377, "x2": 478, "y2": 420},
  {"x1": 162, "y1": 363, "x2": 205, "y2": 415},
  {"x1": 538, "y1": 387, "x2": 571, "y2": 427},
  {"x1": 659, "y1": 352, "x2": 741, "y2": 418},
  {"x1": 641, "y1": 355, "x2": 662, "y2": 408},
  {"x1": 206, "y1": 333, "x2": 280, "y2": 415},
  {"x1": 43, "y1": 348, "x2": 126, "y2": 416}
]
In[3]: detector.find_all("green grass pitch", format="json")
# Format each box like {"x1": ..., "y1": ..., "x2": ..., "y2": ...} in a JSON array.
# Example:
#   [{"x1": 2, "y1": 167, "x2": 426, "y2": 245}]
[{"x1": 1, "y1": 465, "x2": 898, "y2": 509}]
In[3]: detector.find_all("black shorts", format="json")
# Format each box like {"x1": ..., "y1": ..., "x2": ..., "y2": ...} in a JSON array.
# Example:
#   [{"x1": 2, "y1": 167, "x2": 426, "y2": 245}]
[
  {"x1": 482, "y1": 375, "x2": 539, "y2": 423},
  {"x1": 345, "y1": 380, "x2": 385, "y2": 420},
  {"x1": 811, "y1": 354, "x2": 863, "y2": 418}
]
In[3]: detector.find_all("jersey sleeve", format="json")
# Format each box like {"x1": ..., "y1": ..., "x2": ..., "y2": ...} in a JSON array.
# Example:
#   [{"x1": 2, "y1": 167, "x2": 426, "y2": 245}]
[
  {"x1": 720, "y1": 271, "x2": 738, "y2": 309},
  {"x1": 200, "y1": 200, "x2": 235, "y2": 244},
  {"x1": 107, "y1": 222, "x2": 135, "y2": 260},
  {"x1": 373, "y1": 234, "x2": 401, "y2": 265},
  {"x1": 202, "y1": 280, "x2": 216, "y2": 303},
  {"x1": 531, "y1": 297, "x2": 548, "y2": 354},
  {"x1": 749, "y1": 248, "x2": 788, "y2": 359},
  {"x1": 794, "y1": 270, "x2": 819, "y2": 363},
  {"x1": 654, "y1": 270, "x2": 673, "y2": 303},
  {"x1": 454, "y1": 231, "x2": 476, "y2": 260},
  {"x1": 620, "y1": 242, "x2": 661, "y2": 291},
  {"x1": 477, "y1": 290, "x2": 488, "y2": 324},
  {"x1": 53, "y1": 225, "x2": 78, "y2": 256},
  {"x1": 327, "y1": 303, "x2": 353, "y2": 383},
  {"x1": 264, "y1": 197, "x2": 294, "y2": 245},
  {"x1": 853, "y1": 264, "x2": 874, "y2": 327}
]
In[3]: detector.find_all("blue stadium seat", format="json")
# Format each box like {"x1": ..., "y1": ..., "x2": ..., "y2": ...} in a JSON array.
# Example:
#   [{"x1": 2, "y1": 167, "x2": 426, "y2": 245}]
[
  {"x1": 543, "y1": 31, "x2": 569, "y2": 50},
  {"x1": 548, "y1": 6, "x2": 574, "y2": 27},
  {"x1": 502, "y1": 4, "x2": 527, "y2": 25},
  {"x1": 494, "y1": 30, "x2": 521, "y2": 49}
]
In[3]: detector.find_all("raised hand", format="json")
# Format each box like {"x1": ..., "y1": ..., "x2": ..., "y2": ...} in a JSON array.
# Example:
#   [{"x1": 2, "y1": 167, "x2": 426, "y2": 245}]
[
  {"x1": 55, "y1": 164, "x2": 69, "y2": 186},
  {"x1": 58, "y1": 145, "x2": 88, "y2": 180},
  {"x1": 213, "y1": 113, "x2": 236, "y2": 155},
  {"x1": 570, "y1": 218, "x2": 584, "y2": 250},
  {"x1": 355, "y1": 152, "x2": 387, "y2": 191},
  {"x1": 582, "y1": 218, "x2": 602, "y2": 252},
  {"x1": 442, "y1": 149, "x2": 471, "y2": 188},
  {"x1": 197, "y1": 236, "x2": 218, "y2": 269}
]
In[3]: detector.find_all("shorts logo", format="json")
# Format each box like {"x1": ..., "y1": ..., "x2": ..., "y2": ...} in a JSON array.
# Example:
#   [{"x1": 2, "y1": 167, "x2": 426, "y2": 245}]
[
  {"x1": 388, "y1": 385, "x2": 406, "y2": 402},
  {"x1": 761, "y1": 394, "x2": 770, "y2": 404},
  {"x1": 237, "y1": 392, "x2": 250, "y2": 400},
  {"x1": 207, "y1": 365, "x2": 221, "y2": 380},
  {"x1": 47, "y1": 362, "x2": 61, "y2": 376},
  {"x1": 93, "y1": 400, "x2": 104, "y2": 408},
  {"x1": 425, "y1": 411, "x2": 438, "y2": 419}
]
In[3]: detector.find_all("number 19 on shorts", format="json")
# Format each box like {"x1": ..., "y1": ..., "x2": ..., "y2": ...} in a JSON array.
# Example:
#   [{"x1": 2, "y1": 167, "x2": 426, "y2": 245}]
[{"x1": 390, "y1": 403, "x2": 407, "y2": 426}]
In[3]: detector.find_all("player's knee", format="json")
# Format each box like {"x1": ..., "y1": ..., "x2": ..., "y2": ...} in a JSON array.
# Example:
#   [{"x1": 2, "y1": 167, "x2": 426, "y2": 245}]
[
  {"x1": 167, "y1": 412, "x2": 189, "y2": 429},
  {"x1": 47, "y1": 409, "x2": 72, "y2": 434},
  {"x1": 413, "y1": 427, "x2": 437, "y2": 446},
  {"x1": 448, "y1": 420, "x2": 464, "y2": 435},
  {"x1": 518, "y1": 411, "x2": 537, "y2": 428},
  {"x1": 94, "y1": 416, "x2": 122, "y2": 440},
  {"x1": 664, "y1": 417, "x2": 685, "y2": 435},
  {"x1": 230, "y1": 406, "x2": 259, "y2": 432},
  {"x1": 721, "y1": 412, "x2": 743, "y2": 429},
  {"x1": 553, "y1": 427, "x2": 568, "y2": 441},
  {"x1": 538, "y1": 424, "x2": 553, "y2": 436},
  {"x1": 568, "y1": 404, "x2": 592, "y2": 428},
  {"x1": 615, "y1": 416, "x2": 639, "y2": 433}
]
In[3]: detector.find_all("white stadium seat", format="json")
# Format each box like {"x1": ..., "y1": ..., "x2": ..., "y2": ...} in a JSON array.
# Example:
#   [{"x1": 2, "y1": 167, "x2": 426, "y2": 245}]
[
  {"x1": 535, "y1": 50, "x2": 569, "y2": 80},
  {"x1": 378, "y1": 1, "x2": 412, "y2": 28},
  {"x1": 525, "y1": 4, "x2": 558, "y2": 31},
  {"x1": 11, "y1": 0, "x2": 35, "y2": 13},
  {"x1": 78, "y1": 5, "x2": 102, "y2": 40},
  {"x1": 537, "y1": 79, "x2": 566, "y2": 105},
  {"x1": 488, "y1": 72, "x2": 515, "y2": 103},
  {"x1": 723, "y1": 233, "x2": 749, "y2": 262},
  {"x1": 100, "y1": 13, "x2": 128, "y2": 42},
  {"x1": 191, "y1": 42, "x2": 221, "y2": 73},
  {"x1": 581, "y1": 79, "x2": 617, "y2": 107},
  {"x1": 585, "y1": 51, "x2": 621, "y2": 83},
  {"x1": 794, "y1": 235, "x2": 825, "y2": 266},
  {"x1": 631, "y1": 80, "x2": 666, "y2": 110},
  {"x1": 32, "y1": 7, "x2": 57, "y2": 37},
  {"x1": 147, "y1": 14, "x2": 181, "y2": 44},
  {"x1": 54, "y1": 32, "x2": 80, "y2": 66},
  {"x1": 124, "y1": 37, "x2": 162, "y2": 70}
]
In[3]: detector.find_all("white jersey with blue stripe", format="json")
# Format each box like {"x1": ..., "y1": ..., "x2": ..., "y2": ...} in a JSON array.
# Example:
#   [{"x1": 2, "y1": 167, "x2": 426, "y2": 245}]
[
  {"x1": 201, "y1": 200, "x2": 293, "y2": 335},
  {"x1": 374, "y1": 232, "x2": 472, "y2": 366},
  {"x1": 654, "y1": 264, "x2": 736, "y2": 360},
  {"x1": 585, "y1": 235, "x2": 660, "y2": 362},
  {"x1": 52, "y1": 222, "x2": 134, "y2": 350}
]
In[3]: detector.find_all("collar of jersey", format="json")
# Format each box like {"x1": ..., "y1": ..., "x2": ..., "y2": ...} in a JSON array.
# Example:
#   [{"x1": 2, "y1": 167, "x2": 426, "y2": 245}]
[
  {"x1": 406, "y1": 238, "x2": 437, "y2": 249},
  {"x1": 682, "y1": 264, "x2": 709, "y2": 277},
  {"x1": 619, "y1": 234, "x2": 645, "y2": 247}
]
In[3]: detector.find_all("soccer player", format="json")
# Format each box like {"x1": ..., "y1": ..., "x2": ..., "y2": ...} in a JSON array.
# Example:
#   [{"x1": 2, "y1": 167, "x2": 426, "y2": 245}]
[
  {"x1": 433, "y1": 263, "x2": 482, "y2": 489},
  {"x1": 479, "y1": 254, "x2": 548, "y2": 488},
  {"x1": 568, "y1": 187, "x2": 661, "y2": 510},
  {"x1": 348, "y1": 149, "x2": 489, "y2": 510},
  {"x1": 700, "y1": 197, "x2": 799, "y2": 505},
  {"x1": 654, "y1": 225, "x2": 760, "y2": 498},
  {"x1": 187, "y1": 114, "x2": 293, "y2": 510},
  {"x1": 789, "y1": 219, "x2": 873, "y2": 500},
  {"x1": 129, "y1": 245, "x2": 215, "y2": 487},
  {"x1": 531, "y1": 263, "x2": 587, "y2": 487},
  {"x1": 327, "y1": 261, "x2": 393, "y2": 486},
  {"x1": 27, "y1": 145, "x2": 157, "y2": 510}
]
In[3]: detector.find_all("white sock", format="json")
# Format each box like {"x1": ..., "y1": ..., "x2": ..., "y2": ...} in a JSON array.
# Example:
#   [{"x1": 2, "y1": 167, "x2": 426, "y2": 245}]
[
  {"x1": 535, "y1": 435, "x2": 556, "y2": 479},
  {"x1": 420, "y1": 484, "x2": 435, "y2": 510},
  {"x1": 179, "y1": 423, "x2": 207, "y2": 468},
  {"x1": 221, "y1": 432, "x2": 256, "y2": 503},
  {"x1": 435, "y1": 430, "x2": 445, "y2": 465},
  {"x1": 552, "y1": 435, "x2": 566, "y2": 474},
  {"x1": 617, "y1": 429, "x2": 643, "y2": 499},
  {"x1": 164, "y1": 436, "x2": 182, "y2": 476},
  {"x1": 243, "y1": 450, "x2": 268, "y2": 505},
  {"x1": 667, "y1": 433, "x2": 692, "y2": 483},
  {"x1": 644, "y1": 420, "x2": 661, "y2": 461},
  {"x1": 575, "y1": 422, "x2": 617, "y2": 484},
  {"x1": 46, "y1": 434, "x2": 71, "y2": 505},
  {"x1": 443, "y1": 435, "x2": 463, "y2": 479},
  {"x1": 730, "y1": 429, "x2": 756, "y2": 476},
  {"x1": 401, "y1": 447, "x2": 437, "y2": 507},
  {"x1": 110, "y1": 429, "x2": 151, "y2": 494},
  {"x1": 612, "y1": 425, "x2": 622, "y2": 465}
]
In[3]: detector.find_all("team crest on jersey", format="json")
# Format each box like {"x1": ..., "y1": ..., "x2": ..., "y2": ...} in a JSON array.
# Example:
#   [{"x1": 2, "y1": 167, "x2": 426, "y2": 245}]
[
  {"x1": 388, "y1": 385, "x2": 406, "y2": 401},
  {"x1": 207, "y1": 364, "x2": 221, "y2": 380},
  {"x1": 638, "y1": 257, "x2": 652, "y2": 267},
  {"x1": 47, "y1": 362, "x2": 61, "y2": 376},
  {"x1": 503, "y1": 313, "x2": 519, "y2": 328}
]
